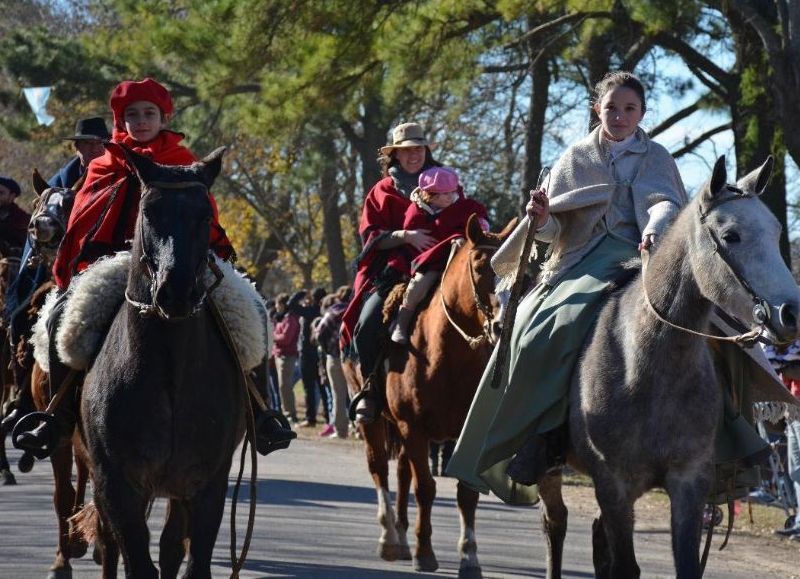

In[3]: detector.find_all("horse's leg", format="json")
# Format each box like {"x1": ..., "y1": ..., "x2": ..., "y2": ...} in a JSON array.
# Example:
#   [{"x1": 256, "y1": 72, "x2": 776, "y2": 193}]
[
  {"x1": 361, "y1": 420, "x2": 401, "y2": 560},
  {"x1": 404, "y1": 430, "x2": 438, "y2": 572},
  {"x1": 49, "y1": 440, "x2": 77, "y2": 578},
  {"x1": 395, "y1": 446, "x2": 412, "y2": 560},
  {"x1": 538, "y1": 471, "x2": 568, "y2": 579},
  {"x1": 665, "y1": 471, "x2": 710, "y2": 579},
  {"x1": 93, "y1": 467, "x2": 157, "y2": 579},
  {"x1": 591, "y1": 513, "x2": 611, "y2": 579},
  {"x1": 68, "y1": 441, "x2": 89, "y2": 559},
  {"x1": 0, "y1": 422, "x2": 15, "y2": 485},
  {"x1": 594, "y1": 478, "x2": 639, "y2": 579},
  {"x1": 159, "y1": 499, "x2": 187, "y2": 579},
  {"x1": 456, "y1": 480, "x2": 482, "y2": 579},
  {"x1": 184, "y1": 469, "x2": 228, "y2": 579},
  {"x1": 97, "y1": 510, "x2": 120, "y2": 579}
]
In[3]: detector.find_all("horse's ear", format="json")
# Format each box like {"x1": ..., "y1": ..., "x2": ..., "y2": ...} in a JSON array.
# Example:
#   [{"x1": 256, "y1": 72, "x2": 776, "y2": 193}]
[
  {"x1": 466, "y1": 213, "x2": 484, "y2": 245},
  {"x1": 31, "y1": 168, "x2": 49, "y2": 197},
  {"x1": 197, "y1": 147, "x2": 227, "y2": 186},
  {"x1": 708, "y1": 155, "x2": 727, "y2": 198},
  {"x1": 498, "y1": 217, "x2": 519, "y2": 241},
  {"x1": 737, "y1": 155, "x2": 774, "y2": 196},
  {"x1": 107, "y1": 142, "x2": 159, "y2": 184}
]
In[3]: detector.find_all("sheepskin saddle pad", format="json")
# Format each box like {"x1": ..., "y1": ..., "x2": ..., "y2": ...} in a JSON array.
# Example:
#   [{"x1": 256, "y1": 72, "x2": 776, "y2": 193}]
[{"x1": 31, "y1": 252, "x2": 268, "y2": 373}]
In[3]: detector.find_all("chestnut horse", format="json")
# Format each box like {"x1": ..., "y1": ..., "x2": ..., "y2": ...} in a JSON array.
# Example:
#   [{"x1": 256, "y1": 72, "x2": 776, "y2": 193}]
[{"x1": 348, "y1": 215, "x2": 515, "y2": 578}]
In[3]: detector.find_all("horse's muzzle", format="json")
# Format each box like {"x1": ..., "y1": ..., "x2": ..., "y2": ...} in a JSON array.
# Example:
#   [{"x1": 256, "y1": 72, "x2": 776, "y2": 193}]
[
  {"x1": 769, "y1": 302, "x2": 800, "y2": 343},
  {"x1": 153, "y1": 280, "x2": 205, "y2": 321},
  {"x1": 30, "y1": 216, "x2": 62, "y2": 244}
]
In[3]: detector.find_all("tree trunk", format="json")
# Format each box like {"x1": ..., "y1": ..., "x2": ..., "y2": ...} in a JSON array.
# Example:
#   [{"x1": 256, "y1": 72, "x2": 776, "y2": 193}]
[
  {"x1": 318, "y1": 137, "x2": 349, "y2": 287},
  {"x1": 523, "y1": 20, "x2": 551, "y2": 198},
  {"x1": 727, "y1": 6, "x2": 791, "y2": 266}
]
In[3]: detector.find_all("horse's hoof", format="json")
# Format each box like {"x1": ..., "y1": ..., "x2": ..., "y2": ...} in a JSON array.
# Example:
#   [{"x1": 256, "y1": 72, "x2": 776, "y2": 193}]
[
  {"x1": 18, "y1": 452, "x2": 34, "y2": 473},
  {"x1": 0, "y1": 468, "x2": 16, "y2": 485},
  {"x1": 413, "y1": 553, "x2": 439, "y2": 572},
  {"x1": 377, "y1": 542, "x2": 400, "y2": 561},
  {"x1": 68, "y1": 537, "x2": 88, "y2": 559},
  {"x1": 398, "y1": 544, "x2": 412, "y2": 560},
  {"x1": 47, "y1": 566, "x2": 72, "y2": 579},
  {"x1": 458, "y1": 565, "x2": 483, "y2": 579},
  {"x1": 92, "y1": 544, "x2": 102, "y2": 565}
]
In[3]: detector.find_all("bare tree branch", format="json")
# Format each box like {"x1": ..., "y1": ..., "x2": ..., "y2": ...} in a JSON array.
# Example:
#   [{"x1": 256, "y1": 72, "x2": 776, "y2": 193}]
[
  {"x1": 649, "y1": 95, "x2": 708, "y2": 138},
  {"x1": 726, "y1": 0, "x2": 784, "y2": 58},
  {"x1": 672, "y1": 123, "x2": 732, "y2": 158},
  {"x1": 503, "y1": 11, "x2": 613, "y2": 49},
  {"x1": 652, "y1": 31, "x2": 734, "y2": 90}
]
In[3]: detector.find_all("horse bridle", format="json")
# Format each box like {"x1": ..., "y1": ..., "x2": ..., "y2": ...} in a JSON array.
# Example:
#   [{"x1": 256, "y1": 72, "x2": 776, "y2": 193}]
[
  {"x1": 124, "y1": 180, "x2": 224, "y2": 319},
  {"x1": 440, "y1": 238, "x2": 498, "y2": 349},
  {"x1": 28, "y1": 187, "x2": 72, "y2": 260},
  {"x1": 642, "y1": 186, "x2": 776, "y2": 346}
]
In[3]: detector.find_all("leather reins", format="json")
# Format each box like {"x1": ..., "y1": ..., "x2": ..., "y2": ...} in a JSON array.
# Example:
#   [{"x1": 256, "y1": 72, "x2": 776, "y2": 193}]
[
  {"x1": 439, "y1": 239, "x2": 498, "y2": 349},
  {"x1": 641, "y1": 187, "x2": 776, "y2": 347}
]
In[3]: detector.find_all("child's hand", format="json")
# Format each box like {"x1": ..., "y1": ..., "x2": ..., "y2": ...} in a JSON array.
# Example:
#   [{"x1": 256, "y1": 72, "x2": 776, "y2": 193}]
[
  {"x1": 404, "y1": 229, "x2": 436, "y2": 251},
  {"x1": 526, "y1": 188, "x2": 549, "y2": 230}
]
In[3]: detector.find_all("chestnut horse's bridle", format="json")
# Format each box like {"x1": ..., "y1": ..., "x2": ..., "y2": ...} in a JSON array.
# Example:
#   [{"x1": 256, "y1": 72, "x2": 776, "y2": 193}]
[{"x1": 439, "y1": 238, "x2": 498, "y2": 350}]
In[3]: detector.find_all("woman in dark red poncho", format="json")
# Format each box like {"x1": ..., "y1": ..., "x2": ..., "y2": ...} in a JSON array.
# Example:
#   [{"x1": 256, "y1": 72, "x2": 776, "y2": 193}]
[{"x1": 341, "y1": 122, "x2": 443, "y2": 424}]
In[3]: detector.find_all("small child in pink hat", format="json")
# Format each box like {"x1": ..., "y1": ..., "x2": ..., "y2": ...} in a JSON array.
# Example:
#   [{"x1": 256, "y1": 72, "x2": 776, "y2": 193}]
[{"x1": 391, "y1": 166, "x2": 489, "y2": 344}]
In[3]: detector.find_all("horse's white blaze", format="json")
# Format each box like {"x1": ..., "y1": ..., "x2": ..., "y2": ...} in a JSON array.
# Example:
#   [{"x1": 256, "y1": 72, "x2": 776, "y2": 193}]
[{"x1": 376, "y1": 487, "x2": 399, "y2": 547}]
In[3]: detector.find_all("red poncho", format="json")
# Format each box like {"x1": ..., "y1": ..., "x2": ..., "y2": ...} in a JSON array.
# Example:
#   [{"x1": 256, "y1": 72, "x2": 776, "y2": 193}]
[
  {"x1": 340, "y1": 177, "x2": 411, "y2": 350},
  {"x1": 403, "y1": 193, "x2": 489, "y2": 273},
  {"x1": 53, "y1": 129, "x2": 233, "y2": 289}
]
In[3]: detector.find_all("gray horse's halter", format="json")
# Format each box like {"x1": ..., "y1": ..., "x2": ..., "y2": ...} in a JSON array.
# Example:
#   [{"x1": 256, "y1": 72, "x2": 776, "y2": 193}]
[
  {"x1": 439, "y1": 238, "x2": 498, "y2": 349},
  {"x1": 124, "y1": 180, "x2": 224, "y2": 319},
  {"x1": 642, "y1": 186, "x2": 775, "y2": 347}
]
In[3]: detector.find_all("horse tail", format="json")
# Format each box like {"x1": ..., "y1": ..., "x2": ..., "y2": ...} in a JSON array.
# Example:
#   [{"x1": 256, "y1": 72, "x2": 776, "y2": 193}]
[
  {"x1": 383, "y1": 417, "x2": 403, "y2": 461},
  {"x1": 69, "y1": 500, "x2": 100, "y2": 545}
]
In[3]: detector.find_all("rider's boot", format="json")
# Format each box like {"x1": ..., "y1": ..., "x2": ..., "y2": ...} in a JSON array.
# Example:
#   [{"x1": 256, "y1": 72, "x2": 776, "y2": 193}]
[
  {"x1": 1, "y1": 383, "x2": 33, "y2": 433},
  {"x1": 14, "y1": 292, "x2": 78, "y2": 458},
  {"x1": 389, "y1": 306, "x2": 415, "y2": 345},
  {"x1": 254, "y1": 406, "x2": 297, "y2": 456},
  {"x1": 506, "y1": 426, "x2": 567, "y2": 487}
]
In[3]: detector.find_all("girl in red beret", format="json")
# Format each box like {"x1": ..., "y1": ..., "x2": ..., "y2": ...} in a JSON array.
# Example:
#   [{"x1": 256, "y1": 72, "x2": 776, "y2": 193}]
[
  {"x1": 53, "y1": 77, "x2": 233, "y2": 288},
  {"x1": 18, "y1": 79, "x2": 295, "y2": 458}
]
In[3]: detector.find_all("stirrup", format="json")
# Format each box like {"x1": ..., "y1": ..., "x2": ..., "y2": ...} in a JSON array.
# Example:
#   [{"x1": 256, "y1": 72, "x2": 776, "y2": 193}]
[{"x1": 11, "y1": 412, "x2": 58, "y2": 459}]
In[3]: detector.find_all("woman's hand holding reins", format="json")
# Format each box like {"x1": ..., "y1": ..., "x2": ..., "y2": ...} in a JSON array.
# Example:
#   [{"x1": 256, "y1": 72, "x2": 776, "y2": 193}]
[
  {"x1": 526, "y1": 188, "x2": 549, "y2": 230},
  {"x1": 638, "y1": 233, "x2": 656, "y2": 252},
  {"x1": 403, "y1": 229, "x2": 436, "y2": 252}
]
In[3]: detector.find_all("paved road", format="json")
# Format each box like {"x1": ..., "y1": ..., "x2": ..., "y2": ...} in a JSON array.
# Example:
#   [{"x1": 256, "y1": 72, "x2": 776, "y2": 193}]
[{"x1": 0, "y1": 435, "x2": 791, "y2": 578}]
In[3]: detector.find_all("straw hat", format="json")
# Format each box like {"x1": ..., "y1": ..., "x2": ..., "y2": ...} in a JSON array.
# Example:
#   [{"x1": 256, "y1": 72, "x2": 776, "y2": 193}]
[{"x1": 379, "y1": 122, "x2": 435, "y2": 156}]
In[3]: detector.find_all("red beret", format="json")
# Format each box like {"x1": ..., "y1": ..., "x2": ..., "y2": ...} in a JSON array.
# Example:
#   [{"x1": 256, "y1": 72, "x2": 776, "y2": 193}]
[{"x1": 109, "y1": 78, "x2": 173, "y2": 130}]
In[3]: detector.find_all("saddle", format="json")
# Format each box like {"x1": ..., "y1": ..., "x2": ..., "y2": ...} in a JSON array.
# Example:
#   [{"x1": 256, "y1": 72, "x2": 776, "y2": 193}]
[{"x1": 31, "y1": 252, "x2": 270, "y2": 373}]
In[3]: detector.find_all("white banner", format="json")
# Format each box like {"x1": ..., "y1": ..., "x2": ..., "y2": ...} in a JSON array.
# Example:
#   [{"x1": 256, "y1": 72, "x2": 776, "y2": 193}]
[{"x1": 22, "y1": 86, "x2": 55, "y2": 126}]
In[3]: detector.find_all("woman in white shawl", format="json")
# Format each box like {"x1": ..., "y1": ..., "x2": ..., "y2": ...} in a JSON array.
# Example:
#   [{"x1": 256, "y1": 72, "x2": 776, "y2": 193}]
[{"x1": 447, "y1": 72, "x2": 688, "y2": 503}]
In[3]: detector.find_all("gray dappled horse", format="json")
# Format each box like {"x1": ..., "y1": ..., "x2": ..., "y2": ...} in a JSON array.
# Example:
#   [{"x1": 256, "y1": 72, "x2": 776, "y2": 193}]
[
  {"x1": 536, "y1": 156, "x2": 800, "y2": 579},
  {"x1": 77, "y1": 146, "x2": 245, "y2": 579}
]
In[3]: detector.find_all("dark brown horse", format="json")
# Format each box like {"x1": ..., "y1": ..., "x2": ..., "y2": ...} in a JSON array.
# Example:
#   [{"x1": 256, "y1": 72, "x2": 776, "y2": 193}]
[
  {"x1": 75, "y1": 145, "x2": 246, "y2": 578},
  {"x1": 348, "y1": 215, "x2": 515, "y2": 578}
]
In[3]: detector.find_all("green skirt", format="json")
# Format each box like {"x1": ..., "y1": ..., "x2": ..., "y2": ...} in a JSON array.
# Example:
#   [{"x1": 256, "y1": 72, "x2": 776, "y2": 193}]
[
  {"x1": 447, "y1": 234, "x2": 768, "y2": 505},
  {"x1": 447, "y1": 236, "x2": 638, "y2": 504}
]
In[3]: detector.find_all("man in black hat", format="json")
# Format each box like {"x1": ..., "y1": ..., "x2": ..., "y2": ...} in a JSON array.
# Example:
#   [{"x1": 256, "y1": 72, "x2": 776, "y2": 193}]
[
  {"x1": 0, "y1": 118, "x2": 109, "y2": 432},
  {"x1": 48, "y1": 117, "x2": 110, "y2": 189}
]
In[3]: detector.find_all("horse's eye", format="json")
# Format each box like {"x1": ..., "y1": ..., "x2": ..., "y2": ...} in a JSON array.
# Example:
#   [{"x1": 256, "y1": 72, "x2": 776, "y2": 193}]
[{"x1": 722, "y1": 231, "x2": 741, "y2": 243}]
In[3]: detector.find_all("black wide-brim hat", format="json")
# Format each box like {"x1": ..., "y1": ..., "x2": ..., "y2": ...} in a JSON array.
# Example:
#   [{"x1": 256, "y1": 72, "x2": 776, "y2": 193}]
[{"x1": 62, "y1": 117, "x2": 111, "y2": 141}]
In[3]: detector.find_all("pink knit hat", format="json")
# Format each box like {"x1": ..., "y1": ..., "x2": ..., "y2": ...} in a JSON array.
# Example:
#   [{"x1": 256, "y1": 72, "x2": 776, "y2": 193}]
[{"x1": 418, "y1": 167, "x2": 459, "y2": 194}]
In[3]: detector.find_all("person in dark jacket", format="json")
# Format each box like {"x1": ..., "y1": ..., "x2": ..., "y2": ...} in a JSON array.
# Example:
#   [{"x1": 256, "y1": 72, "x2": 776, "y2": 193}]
[
  {"x1": 1, "y1": 119, "x2": 109, "y2": 431},
  {"x1": 0, "y1": 176, "x2": 30, "y2": 250},
  {"x1": 291, "y1": 287, "x2": 332, "y2": 427}
]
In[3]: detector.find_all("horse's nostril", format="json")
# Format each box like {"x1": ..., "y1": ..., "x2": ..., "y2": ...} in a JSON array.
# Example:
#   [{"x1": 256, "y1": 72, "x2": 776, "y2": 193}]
[
  {"x1": 779, "y1": 303, "x2": 798, "y2": 330},
  {"x1": 492, "y1": 321, "x2": 502, "y2": 337}
]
